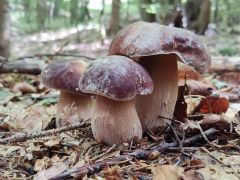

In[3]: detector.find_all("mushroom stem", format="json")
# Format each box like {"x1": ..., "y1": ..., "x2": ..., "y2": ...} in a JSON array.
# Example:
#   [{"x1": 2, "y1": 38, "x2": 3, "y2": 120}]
[
  {"x1": 136, "y1": 55, "x2": 178, "y2": 132},
  {"x1": 57, "y1": 91, "x2": 93, "y2": 127},
  {"x1": 92, "y1": 96, "x2": 142, "y2": 145}
]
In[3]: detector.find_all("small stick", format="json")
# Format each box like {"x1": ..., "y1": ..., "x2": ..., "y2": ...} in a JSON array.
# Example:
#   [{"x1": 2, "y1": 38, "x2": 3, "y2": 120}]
[
  {"x1": 200, "y1": 147, "x2": 225, "y2": 165},
  {"x1": 91, "y1": 144, "x2": 116, "y2": 162},
  {"x1": 0, "y1": 121, "x2": 89, "y2": 145}
]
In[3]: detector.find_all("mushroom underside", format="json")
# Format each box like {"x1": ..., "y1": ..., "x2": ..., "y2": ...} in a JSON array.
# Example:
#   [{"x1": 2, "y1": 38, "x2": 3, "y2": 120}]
[
  {"x1": 136, "y1": 54, "x2": 178, "y2": 132},
  {"x1": 91, "y1": 96, "x2": 142, "y2": 145},
  {"x1": 57, "y1": 91, "x2": 93, "y2": 127}
]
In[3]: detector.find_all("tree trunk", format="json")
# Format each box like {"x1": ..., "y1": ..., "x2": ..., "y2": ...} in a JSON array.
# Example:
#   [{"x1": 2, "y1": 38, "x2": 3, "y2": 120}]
[
  {"x1": 139, "y1": 0, "x2": 156, "y2": 22},
  {"x1": 185, "y1": 0, "x2": 211, "y2": 34},
  {"x1": 79, "y1": 0, "x2": 91, "y2": 21},
  {"x1": 214, "y1": 0, "x2": 219, "y2": 23},
  {"x1": 108, "y1": 0, "x2": 121, "y2": 36},
  {"x1": 0, "y1": 0, "x2": 10, "y2": 58},
  {"x1": 53, "y1": 0, "x2": 60, "y2": 17},
  {"x1": 70, "y1": 0, "x2": 79, "y2": 24},
  {"x1": 36, "y1": 0, "x2": 47, "y2": 30}
]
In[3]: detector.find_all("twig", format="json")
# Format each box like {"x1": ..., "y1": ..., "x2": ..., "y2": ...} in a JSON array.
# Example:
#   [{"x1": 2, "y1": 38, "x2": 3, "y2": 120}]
[
  {"x1": 200, "y1": 147, "x2": 225, "y2": 165},
  {"x1": 0, "y1": 121, "x2": 89, "y2": 145},
  {"x1": 50, "y1": 128, "x2": 218, "y2": 179},
  {"x1": 167, "y1": 123, "x2": 183, "y2": 150},
  {"x1": 90, "y1": 144, "x2": 116, "y2": 162},
  {"x1": 196, "y1": 123, "x2": 221, "y2": 149}
]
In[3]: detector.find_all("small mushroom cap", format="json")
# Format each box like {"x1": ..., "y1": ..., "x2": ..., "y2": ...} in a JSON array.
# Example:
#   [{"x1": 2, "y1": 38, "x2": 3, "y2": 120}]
[
  {"x1": 79, "y1": 55, "x2": 153, "y2": 101},
  {"x1": 108, "y1": 21, "x2": 211, "y2": 73},
  {"x1": 42, "y1": 60, "x2": 88, "y2": 93}
]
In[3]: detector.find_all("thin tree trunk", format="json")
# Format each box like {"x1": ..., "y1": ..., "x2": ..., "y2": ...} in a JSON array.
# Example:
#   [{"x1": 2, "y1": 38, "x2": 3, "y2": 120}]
[
  {"x1": 108, "y1": 0, "x2": 121, "y2": 36},
  {"x1": 0, "y1": 0, "x2": 10, "y2": 58},
  {"x1": 53, "y1": 0, "x2": 60, "y2": 17},
  {"x1": 139, "y1": 0, "x2": 156, "y2": 22},
  {"x1": 37, "y1": 0, "x2": 47, "y2": 30},
  {"x1": 70, "y1": 0, "x2": 79, "y2": 24},
  {"x1": 214, "y1": 0, "x2": 219, "y2": 23}
]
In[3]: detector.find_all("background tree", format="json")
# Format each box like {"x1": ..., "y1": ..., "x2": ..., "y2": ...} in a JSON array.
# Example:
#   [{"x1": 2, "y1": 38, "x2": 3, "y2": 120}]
[
  {"x1": 139, "y1": 0, "x2": 156, "y2": 22},
  {"x1": 108, "y1": 0, "x2": 121, "y2": 36},
  {"x1": 0, "y1": 0, "x2": 10, "y2": 58},
  {"x1": 185, "y1": 0, "x2": 211, "y2": 34}
]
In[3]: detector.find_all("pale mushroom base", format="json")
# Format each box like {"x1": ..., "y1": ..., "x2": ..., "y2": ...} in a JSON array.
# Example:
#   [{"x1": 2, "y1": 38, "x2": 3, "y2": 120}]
[
  {"x1": 92, "y1": 96, "x2": 142, "y2": 145},
  {"x1": 56, "y1": 91, "x2": 93, "y2": 127},
  {"x1": 136, "y1": 55, "x2": 178, "y2": 132}
]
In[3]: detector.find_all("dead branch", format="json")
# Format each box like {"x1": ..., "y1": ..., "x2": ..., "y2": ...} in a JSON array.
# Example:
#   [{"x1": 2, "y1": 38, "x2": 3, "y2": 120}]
[
  {"x1": 15, "y1": 53, "x2": 95, "y2": 61},
  {"x1": 0, "y1": 60, "x2": 45, "y2": 75},
  {"x1": 0, "y1": 121, "x2": 89, "y2": 145},
  {"x1": 50, "y1": 128, "x2": 218, "y2": 180},
  {"x1": 209, "y1": 57, "x2": 240, "y2": 74},
  {"x1": 0, "y1": 52, "x2": 95, "y2": 75}
]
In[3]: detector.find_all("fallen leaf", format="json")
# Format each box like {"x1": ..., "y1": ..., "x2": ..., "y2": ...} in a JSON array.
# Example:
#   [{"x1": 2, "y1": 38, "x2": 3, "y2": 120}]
[
  {"x1": 151, "y1": 165, "x2": 184, "y2": 180},
  {"x1": 196, "y1": 96, "x2": 229, "y2": 114},
  {"x1": 13, "y1": 82, "x2": 37, "y2": 94},
  {"x1": 178, "y1": 63, "x2": 214, "y2": 96}
]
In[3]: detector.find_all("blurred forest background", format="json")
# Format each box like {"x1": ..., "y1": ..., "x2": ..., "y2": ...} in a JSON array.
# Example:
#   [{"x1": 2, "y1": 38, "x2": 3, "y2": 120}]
[{"x1": 0, "y1": 0, "x2": 240, "y2": 59}]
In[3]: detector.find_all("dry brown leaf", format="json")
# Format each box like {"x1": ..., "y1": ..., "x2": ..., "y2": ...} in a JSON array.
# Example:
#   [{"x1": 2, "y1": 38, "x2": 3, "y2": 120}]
[
  {"x1": 151, "y1": 165, "x2": 184, "y2": 180},
  {"x1": 13, "y1": 82, "x2": 37, "y2": 94},
  {"x1": 196, "y1": 96, "x2": 229, "y2": 114},
  {"x1": 219, "y1": 72, "x2": 240, "y2": 86},
  {"x1": 178, "y1": 63, "x2": 214, "y2": 96},
  {"x1": 34, "y1": 164, "x2": 67, "y2": 180}
]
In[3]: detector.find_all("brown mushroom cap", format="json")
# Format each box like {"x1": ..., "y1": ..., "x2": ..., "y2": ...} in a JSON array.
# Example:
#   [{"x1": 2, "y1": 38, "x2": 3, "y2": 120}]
[
  {"x1": 108, "y1": 21, "x2": 211, "y2": 73},
  {"x1": 42, "y1": 60, "x2": 88, "y2": 93},
  {"x1": 79, "y1": 55, "x2": 153, "y2": 101}
]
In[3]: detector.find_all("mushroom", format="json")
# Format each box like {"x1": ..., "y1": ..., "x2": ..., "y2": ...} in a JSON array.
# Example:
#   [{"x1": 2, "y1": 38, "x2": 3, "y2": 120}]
[
  {"x1": 108, "y1": 21, "x2": 211, "y2": 132},
  {"x1": 79, "y1": 55, "x2": 153, "y2": 145},
  {"x1": 41, "y1": 60, "x2": 93, "y2": 127}
]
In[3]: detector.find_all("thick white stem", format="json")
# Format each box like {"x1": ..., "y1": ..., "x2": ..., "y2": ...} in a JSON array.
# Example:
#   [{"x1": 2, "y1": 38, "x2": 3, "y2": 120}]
[
  {"x1": 136, "y1": 55, "x2": 178, "y2": 132},
  {"x1": 92, "y1": 96, "x2": 142, "y2": 145},
  {"x1": 57, "y1": 91, "x2": 93, "y2": 127}
]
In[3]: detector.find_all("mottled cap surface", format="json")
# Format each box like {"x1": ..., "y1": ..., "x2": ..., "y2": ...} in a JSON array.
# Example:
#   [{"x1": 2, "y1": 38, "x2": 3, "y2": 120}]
[
  {"x1": 79, "y1": 55, "x2": 153, "y2": 101},
  {"x1": 42, "y1": 60, "x2": 88, "y2": 93},
  {"x1": 108, "y1": 21, "x2": 211, "y2": 73}
]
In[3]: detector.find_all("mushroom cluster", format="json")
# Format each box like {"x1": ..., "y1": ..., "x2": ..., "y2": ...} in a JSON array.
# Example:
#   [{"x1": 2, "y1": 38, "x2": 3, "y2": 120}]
[
  {"x1": 41, "y1": 21, "x2": 211, "y2": 146},
  {"x1": 109, "y1": 21, "x2": 211, "y2": 132}
]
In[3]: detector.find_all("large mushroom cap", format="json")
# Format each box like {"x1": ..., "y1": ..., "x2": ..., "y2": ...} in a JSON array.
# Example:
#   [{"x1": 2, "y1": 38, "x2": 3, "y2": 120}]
[
  {"x1": 108, "y1": 21, "x2": 211, "y2": 73},
  {"x1": 79, "y1": 55, "x2": 153, "y2": 101},
  {"x1": 42, "y1": 60, "x2": 88, "y2": 93}
]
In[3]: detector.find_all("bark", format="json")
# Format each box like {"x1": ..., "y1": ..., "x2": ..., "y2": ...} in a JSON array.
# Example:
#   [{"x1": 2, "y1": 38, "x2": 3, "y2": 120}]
[
  {"x1": 0, "y1": 61, "x2": 45, "y2": 75},
  {"x1": 185, "y1": 0, "x2": 211, "y2": 34},
  {"x1": 0, "y1": 0, "x2": 10, "y2": 58},
  {"x1": 139, "y1": 0, "x2": 156, "y2": 22},
  {"x1": 53, "y1": 0, "x2": 60, "y2": 17},
  {"x1": 36, "y1": 0, "x2": 47, "y2": 30},
  {"x1": 108, "y1": 0, "x2": 121, "y2": 36},
  {"x1": 79, "y1": 0, "x2": 91, "y2": 21},
  {"x1": 214, "y1": 0, "x2": 219, "y2": 23},
  {"x1": 70, "y1": 0, "x2": 79, "y2": 24},
  {"x1": 209, "y1": 57, "x2": 240, "y2": 74}
]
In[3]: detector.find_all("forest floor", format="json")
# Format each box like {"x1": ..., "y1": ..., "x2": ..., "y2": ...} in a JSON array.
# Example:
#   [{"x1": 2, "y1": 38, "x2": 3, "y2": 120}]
[{"x1": 0, "y1": 28, "x2": 240, "y2": 179}]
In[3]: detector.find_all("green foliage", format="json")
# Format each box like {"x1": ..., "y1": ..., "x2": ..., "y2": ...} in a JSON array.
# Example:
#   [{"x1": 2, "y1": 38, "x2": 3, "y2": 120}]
[
  {"x1": 41, "y1": 98, "x2": 58, "y2": 106},
  {"x1": 8, "y1": 0, "x2": 240, "y2": 35},
  {"x1": 218, "y1": 46, "x2": 237, "y2": 56}
]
